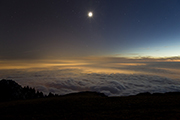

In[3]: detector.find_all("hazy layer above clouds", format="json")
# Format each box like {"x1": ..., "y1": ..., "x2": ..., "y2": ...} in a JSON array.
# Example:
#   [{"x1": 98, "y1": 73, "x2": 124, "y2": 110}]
[{"x1": 0, "y1": 57, "x2": 180, "y2": 96}]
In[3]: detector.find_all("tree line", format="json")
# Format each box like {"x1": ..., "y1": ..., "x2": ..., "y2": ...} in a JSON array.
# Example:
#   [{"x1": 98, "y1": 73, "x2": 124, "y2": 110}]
[{"x1": 0, "y1": 79, "x2": 58, "y2": 102}]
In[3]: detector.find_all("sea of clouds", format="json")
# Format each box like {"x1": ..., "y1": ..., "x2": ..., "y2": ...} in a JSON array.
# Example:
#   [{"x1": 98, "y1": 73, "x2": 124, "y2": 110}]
[{"x1": 0, "y1": 61, "x2": 180, "y2": 96}]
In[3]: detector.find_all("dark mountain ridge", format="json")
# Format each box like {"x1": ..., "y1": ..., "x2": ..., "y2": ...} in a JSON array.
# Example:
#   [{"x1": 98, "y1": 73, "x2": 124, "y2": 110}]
[
  {"x1": 0, "y1": 79, "x2": 44, "y2": 101},
  {"x1": 1, "y1": 79, "x2": 180, "y2": 119},
  {"x1": 0, "y1": 79, "x2": 107, "y2": 102},
  {"x1": 1, "y1": 79, "x2": 180, "y2": 102}
]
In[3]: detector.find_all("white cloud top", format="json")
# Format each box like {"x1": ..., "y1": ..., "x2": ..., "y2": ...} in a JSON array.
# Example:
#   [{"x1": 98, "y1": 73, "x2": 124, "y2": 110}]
[{"x1": 1, "y1": 61, "x2": 180, "y2": 96}]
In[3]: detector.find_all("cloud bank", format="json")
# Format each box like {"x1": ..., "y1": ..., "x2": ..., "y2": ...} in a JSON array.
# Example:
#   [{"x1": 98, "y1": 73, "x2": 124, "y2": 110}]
[
  {"x1": 0, "y1": 58, "x2": 180, "y2": 96},
  {"x1": 43, "y1": 73, "x2": 180, "y2": 96},
  {"x1": 1, "y1": 64, "x2": 180, "y2": 96}
]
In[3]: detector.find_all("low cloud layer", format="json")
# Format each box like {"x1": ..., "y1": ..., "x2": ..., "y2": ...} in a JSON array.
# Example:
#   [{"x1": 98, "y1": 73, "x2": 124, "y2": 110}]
[
  {"x1": 43, "y1": 73, "x2": 180, "y2": 96},
  {"x1": 1, "y1": 62, "x2": 180, "y2": 96}
]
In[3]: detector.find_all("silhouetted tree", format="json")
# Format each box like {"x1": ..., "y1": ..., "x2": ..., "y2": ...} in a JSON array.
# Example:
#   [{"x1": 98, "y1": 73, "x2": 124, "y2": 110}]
[
  {"x1": 0, "y1": 79, "x2": 45, "y2": 101},
  {"x1": 48, "y1": 92, "x2": 55, "y2": 97}
]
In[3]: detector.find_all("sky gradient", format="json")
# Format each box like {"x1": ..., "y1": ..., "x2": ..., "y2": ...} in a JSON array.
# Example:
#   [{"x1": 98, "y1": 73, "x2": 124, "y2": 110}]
[
  {"x1": 1, "y1": 0, "x2": 180, "y2": 60},
  {"x1": 1, "y1": 0, "x2": 180, "y2": 96}
]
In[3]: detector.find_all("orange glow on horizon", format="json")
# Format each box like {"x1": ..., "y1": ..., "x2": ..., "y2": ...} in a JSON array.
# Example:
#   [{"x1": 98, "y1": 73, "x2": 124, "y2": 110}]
[{"x1": 0, "y1": 58, "x2": 180, "y2": 80}]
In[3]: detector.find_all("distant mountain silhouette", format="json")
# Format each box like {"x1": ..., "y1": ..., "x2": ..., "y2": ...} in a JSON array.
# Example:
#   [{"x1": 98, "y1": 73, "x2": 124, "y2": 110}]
[
  {"x1": 1, "y1": 79, "x2": 180, "y2": 102},
  {"x1": 0, "y1": 79, "x2": 44, "y2": 101},
  {"x1": 0, "y1": 79, "x2": 106, "y2": 102}
]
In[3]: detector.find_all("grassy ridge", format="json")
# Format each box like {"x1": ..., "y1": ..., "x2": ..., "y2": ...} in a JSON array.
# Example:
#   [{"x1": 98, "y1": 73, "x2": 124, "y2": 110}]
[{"x1": 1, "y1": 92, "x2": 180, "y2": 120}]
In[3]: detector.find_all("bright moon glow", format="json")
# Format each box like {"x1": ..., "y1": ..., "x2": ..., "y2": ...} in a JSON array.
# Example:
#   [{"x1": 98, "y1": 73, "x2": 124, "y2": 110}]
[{"x1": 88, "y1": 12, "x2": 93, "y2": 17}]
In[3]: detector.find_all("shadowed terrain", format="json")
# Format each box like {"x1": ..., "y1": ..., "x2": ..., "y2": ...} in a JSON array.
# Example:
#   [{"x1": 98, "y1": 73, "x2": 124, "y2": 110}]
[
  {"x1": 1, "y1": 79, "x2": 180, "y2": 120},
  {"x1": 0, "y1": 79, "x2": 44, "y2": 101}
]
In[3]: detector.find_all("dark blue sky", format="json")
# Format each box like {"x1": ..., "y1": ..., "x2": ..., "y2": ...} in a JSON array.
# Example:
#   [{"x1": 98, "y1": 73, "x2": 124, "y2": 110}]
[{"x1": 1, "y1": 0, "x2": 180, "y2": 60}]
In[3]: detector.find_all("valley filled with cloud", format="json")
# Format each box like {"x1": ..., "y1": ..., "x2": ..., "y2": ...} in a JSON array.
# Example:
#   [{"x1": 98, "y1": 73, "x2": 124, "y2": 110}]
[{"x1": 0, "y1": 59, "x2": 180, "y2": 96}]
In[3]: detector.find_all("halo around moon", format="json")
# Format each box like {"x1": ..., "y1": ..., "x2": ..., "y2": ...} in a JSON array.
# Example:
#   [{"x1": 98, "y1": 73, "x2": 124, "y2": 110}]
[{"x1": 88, "y1": 12, "x2": 93, "y2": 17}]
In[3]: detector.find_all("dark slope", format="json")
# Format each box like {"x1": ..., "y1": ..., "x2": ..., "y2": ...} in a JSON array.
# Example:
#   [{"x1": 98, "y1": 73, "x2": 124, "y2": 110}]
[
  {"x1": 1, "y1": 79, "x2": 180, "y2": 120},
  {"x1": 0, "y1": 79, "x2": 44, "y2": 101},
  {"x1": 1, "y1": 91, "x2": 180, "y2": 120}
]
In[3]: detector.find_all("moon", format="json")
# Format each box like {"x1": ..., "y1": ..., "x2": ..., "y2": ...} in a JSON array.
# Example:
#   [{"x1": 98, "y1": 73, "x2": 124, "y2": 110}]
[{"x1": 88, "y1": 12, "x2": 93, "y2": 17}]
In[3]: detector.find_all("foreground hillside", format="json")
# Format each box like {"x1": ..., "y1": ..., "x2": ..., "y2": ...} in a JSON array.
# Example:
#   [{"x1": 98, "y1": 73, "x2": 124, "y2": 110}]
[
  {"x1": 1, "y1": 79, "x2": 180, "y2": 120},
  {"x1": 1, "y1": 92, "x2": 180, "y2": 120}
]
